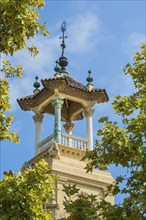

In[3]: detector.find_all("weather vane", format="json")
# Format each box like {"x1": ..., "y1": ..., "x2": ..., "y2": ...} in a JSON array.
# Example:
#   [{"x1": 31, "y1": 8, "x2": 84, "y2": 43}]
[{"x1": 59, "y1": 21, "x2": 68, "y2": 56}]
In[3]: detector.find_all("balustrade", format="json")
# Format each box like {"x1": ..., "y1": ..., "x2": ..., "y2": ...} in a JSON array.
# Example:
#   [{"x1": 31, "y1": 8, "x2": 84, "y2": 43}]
[
  {"x1": 61, "y1": 133, "x2": 88, "y2": 150},
  {"x1": 38, "y1": 133, "x2": 88, "y2": 153}
]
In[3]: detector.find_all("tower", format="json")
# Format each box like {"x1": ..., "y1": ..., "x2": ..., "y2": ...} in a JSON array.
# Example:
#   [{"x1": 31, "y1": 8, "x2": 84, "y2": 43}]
[{"x1": 17, "y1": 21, "x2": 114, "y2": 219}]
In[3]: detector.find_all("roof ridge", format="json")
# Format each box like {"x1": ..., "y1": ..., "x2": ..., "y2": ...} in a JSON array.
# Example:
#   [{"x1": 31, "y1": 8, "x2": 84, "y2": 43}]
[{"x1": 65, "y1": 75, "x2": 86, "y2": 89}]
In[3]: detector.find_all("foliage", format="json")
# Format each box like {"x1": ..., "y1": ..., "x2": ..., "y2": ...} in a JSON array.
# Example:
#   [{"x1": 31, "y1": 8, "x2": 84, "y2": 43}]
[
  {"x1": 82, "y1": 44, "x2": 146, "y2": 219},
  {"x1": 63, "y1": 184, "x2": 98, "y2": 220},
  {"x1": 0, "y1": 0, "x2": 49, "y2": 142},
  {"x1": 0, "y1": 0, "x2": 49, "y2": 56},
  {"x1": 0, "y1": 61, "x2": 23, "y2": 142},
  {"x1": 0, "y1": 159, "x2": 57, "y2": 220}
]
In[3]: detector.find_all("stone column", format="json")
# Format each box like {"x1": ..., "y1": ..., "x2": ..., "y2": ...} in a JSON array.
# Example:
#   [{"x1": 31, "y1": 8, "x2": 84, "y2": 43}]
[
  {"x1": 64, "y1": 121, "x2": 74, "y2": 146},
  {"x1": 32, "y1": 113, "x2": 44, "y2": 155},
  {"x1": 52, "y1": 98, "x2": 64, "y2": 144},
  {"x1": 84, "y1": 107, "x2": 95, "y2": 151}
]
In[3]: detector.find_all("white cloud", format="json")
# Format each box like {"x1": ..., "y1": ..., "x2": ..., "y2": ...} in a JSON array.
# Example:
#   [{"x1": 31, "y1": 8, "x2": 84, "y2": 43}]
[
  {"x1": 129, "y1": 33, "x2": 145, "y2": 46},
  {"x1": 121, "y1": 32, "x2": 145, "y2": 57},
  {"x1": 10, "y1": 35, "x2": 60, "y2": 76},
  {"x1": 9, "y1": 77, "x2": 34, "y2": 111},
  {"x1": 107, "y1": 72, "x2": 134, "y2": 97},
  {"x1": 6, "y1": 11, "x2": 101, "y2": 76},
  {"x1": 70, "y1": 1, "x2": 99, "y2": 16},
  {"x1": 67, "y1": 12, "x2": 101, "y2": 52}
]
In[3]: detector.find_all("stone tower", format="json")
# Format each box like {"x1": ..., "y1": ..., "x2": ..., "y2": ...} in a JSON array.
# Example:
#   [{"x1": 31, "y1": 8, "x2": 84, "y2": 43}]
[{"x1": 17, "y1": 21, "x2": 114, "y2": 219}]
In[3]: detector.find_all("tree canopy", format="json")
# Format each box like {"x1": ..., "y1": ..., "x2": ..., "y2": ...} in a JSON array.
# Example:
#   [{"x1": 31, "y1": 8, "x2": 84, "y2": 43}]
[
  {"x1": 0, "y1": 0, "x2": 49, "y2": 55},
  {"x1": 63, "y1": 184, "x2": 98, "y2": 220},
  {"x1": 0, "y1": 160, "x2": 57, "y2": 220},
  {"x1": 0, "y1": 0, "x2": 49, "y2": 142},
  {"x1": 82, "y1": 44, "x2": 146, "y2": 219}
]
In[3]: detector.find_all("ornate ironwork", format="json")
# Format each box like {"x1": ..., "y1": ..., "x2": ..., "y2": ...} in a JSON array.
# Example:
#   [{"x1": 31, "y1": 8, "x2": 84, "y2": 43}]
[{"x1": 59, "y1": 21, "x2": 68, "y2": 56}]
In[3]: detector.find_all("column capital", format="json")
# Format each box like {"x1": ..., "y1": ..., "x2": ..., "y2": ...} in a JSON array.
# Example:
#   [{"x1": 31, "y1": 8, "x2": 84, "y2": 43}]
[
  {"x1": 63, "y1": 121, "x2": 74, "y2": 133},
  {"x1": 84, "y1": 107, "x2": 95, "y2": 117},
  {"x1": 52, "y1": 98, "x2": 64, "y2": 109},
  {"x1": 32, "y1": 113, "x2": 44, "y2": 123}
]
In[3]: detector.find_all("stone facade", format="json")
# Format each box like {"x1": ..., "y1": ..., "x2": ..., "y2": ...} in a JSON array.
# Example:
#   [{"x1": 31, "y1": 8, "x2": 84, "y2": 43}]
[{"x1": 29, "y1": 142, "x2": 114, "y2": 219}]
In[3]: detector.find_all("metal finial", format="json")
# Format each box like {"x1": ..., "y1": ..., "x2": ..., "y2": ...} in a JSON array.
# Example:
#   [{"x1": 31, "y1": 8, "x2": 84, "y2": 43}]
[
  {"x1": 54, "y1": 60, "x2": 60, "y2": 73},
  {"x1": 86, "y1": 70, "x2": 93, "y2": 84},
  {"x1": 33, "y1": 75, "x2": 40, "y2": 89},
  {"x1": 35, "y1": 76, "x2": 39, "y2": 81},
  {"x1": 88, "y1": 70, "x2": 91, "y2": 77},
  {"x1": 59, "y1": 21, "x2": 68, "y2": 56}
]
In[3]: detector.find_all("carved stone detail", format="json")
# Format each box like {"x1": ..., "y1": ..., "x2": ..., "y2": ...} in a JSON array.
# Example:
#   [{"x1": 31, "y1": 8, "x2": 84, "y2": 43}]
[
  {"x1": 32, "y1": 113, "x2": 44, "y2": 123},
  {"x1": 48, "y1": 141, "x2": 60, "y2": 159},
  {"x1": 21, "y1": 161, "x2": 29, "y2": 173},
  {"x1": 52, "y1": 98, "x2": 64, "y2": 109},
  {"x1": 86, "y1": 84, "x2": 94, "y2": 91},
  {"x1": 63, "y1": 121, "x2": 74, "y2": 133},
  {"x1": 84, "y1": 107, "x2": 95, "y2": 117}
]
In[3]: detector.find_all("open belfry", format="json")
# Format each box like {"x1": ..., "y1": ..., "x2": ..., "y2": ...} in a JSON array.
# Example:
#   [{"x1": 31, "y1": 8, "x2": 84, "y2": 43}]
[{"x1": 17, "y1": 21, "x2": 114, "y2": 219}]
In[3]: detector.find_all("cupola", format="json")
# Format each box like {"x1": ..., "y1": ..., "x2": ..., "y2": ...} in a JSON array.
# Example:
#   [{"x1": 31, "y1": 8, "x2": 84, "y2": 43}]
[{"x1": 17, "y1": 21, "x2": 109, "y2": 155}]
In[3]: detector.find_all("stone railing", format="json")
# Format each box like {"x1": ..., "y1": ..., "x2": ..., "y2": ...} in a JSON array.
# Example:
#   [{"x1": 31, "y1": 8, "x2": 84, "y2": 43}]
[
  {"x1": 38, "y1": 134, "x2": 54, "y2": 153},
  {"x1": 38, "y1": 133, "x2": 88, "y2": 153},
  {"x1": 61, "y1": 133, "x2": 88, "y2": 151}
]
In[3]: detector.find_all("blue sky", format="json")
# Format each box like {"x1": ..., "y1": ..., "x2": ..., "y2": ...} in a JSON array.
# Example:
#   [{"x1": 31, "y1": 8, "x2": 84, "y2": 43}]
[{"x1": 0, "y1": 0, "x2": 145, "y2": 204}]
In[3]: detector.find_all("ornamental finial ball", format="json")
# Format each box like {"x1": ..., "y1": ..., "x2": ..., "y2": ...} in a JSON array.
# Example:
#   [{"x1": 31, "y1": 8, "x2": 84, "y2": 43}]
[
  {"x1": 33, "y1": 75, "x2": 40, "y2": 89},
  {"x1": 54, "y1": 60, "x2": 60, "y2": 73},
  {"x1": 59, "y1": 56, "x2": 68, "y2": 71},
  {"x1": 86, "y1": 70, "x2": 93, "y2": 84}
]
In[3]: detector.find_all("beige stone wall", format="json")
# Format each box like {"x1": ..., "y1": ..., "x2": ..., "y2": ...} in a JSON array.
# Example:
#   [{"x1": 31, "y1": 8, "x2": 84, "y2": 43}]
[
  {"x1": 29, "y1": 144, "x2": 114, "y2": 219},
  {"x1": 51, "y1": 155, "x2": 114, "y2": 219}
]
